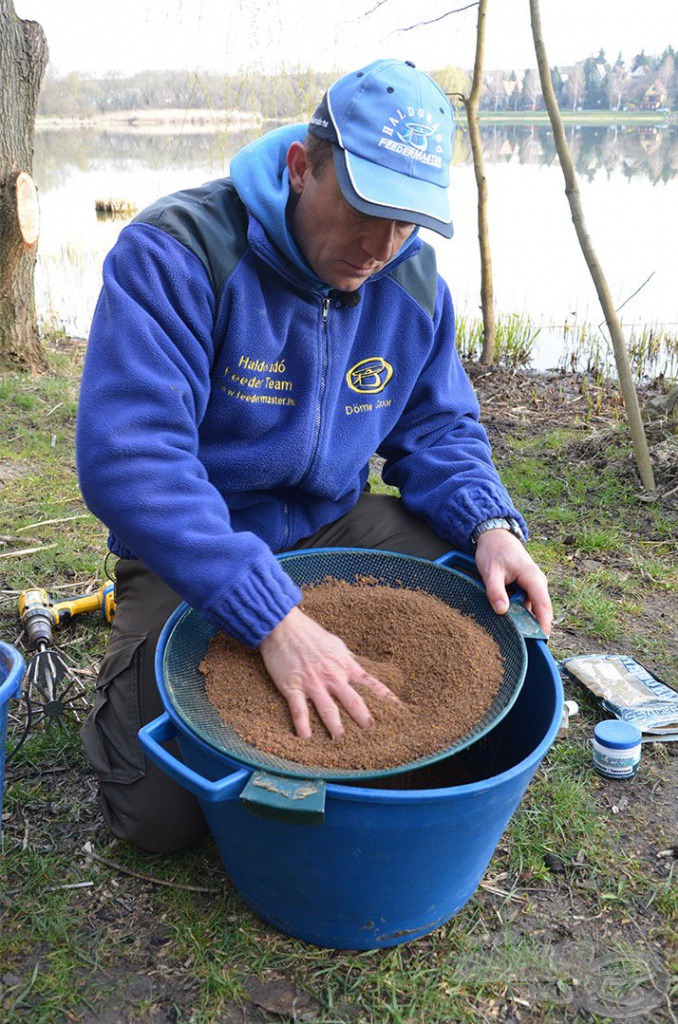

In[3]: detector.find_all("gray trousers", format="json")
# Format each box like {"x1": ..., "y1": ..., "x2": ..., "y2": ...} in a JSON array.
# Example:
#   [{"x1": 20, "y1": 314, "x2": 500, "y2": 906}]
[{"x1": 82, "y1": 494, "x2": 451, "y2": 852}]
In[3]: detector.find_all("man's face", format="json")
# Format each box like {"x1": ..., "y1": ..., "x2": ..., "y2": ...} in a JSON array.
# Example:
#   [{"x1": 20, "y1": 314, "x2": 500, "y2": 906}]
[{"x1": 288, "y1": 144, "x2": 415, "y2": 292}]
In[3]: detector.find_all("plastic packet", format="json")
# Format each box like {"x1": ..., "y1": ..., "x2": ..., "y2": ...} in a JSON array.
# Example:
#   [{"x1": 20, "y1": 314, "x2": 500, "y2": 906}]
[{"x1": 560, "y1": 654, "x2": 678, "y2": 741}]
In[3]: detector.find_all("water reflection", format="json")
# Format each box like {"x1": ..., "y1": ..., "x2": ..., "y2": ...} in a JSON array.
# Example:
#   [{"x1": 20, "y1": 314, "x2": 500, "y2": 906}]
[
  {"x1": 34, "y1": 123, "x2": 678, "y2": 190},
  {"x1": 33, "y1": 127, "x2": 256, "y2": 190},
  {"x1": 31, "y1": 123, "x2": 678, "y2": 371},
  {"x1": 451, "y1": 123, "x2": 678, "y2": 186}
]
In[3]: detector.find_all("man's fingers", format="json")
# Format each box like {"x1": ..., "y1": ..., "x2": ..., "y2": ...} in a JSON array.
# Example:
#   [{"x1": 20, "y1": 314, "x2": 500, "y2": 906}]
[
  {"x1": 474, "y1": 530, "x2": 554, "y2": 636},
  {"x1": 355, "y1": 671, "x2": 402, "y2": 704},
  {"x1": 285, "y1": 685, "x2": 312, "y2": 740},
  {"x1": 483, "y1": 570, "x2": 510, "y2": 616},
  {"x1": 310, "y1": 688, "x2": 349, "y2": 739},
  {"x1": 310, "y1": 665, "x2": 404, "y2": 737},
  {"x1": 483, "y1": 565, "x2": 553, "y2": 635},
  {"x1": 326, "y1": 676, "x2": 373, "y2": 731},
  {"x1": 516, "y1": 567, "x2": 553, "y2": 636},
  {"x1": 260, "y1": 609, "x2": 402, "y2": 739},
  {"x1": 526, "y1": 588, "x2": 553, "y2": 636},
  {"x1": 287, "y1": 668, "x2": 372, "y2": 739}
]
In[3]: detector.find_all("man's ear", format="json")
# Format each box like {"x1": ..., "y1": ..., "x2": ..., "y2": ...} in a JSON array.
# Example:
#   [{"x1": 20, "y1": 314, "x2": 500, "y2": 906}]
[{"x1": 287, "y1": 142, "x2": 310, "y2": 196}]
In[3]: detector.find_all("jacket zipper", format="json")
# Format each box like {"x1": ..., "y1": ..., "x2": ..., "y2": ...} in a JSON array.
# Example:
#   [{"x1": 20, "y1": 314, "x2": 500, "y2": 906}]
[
  {"x1": 281, "y1": 500, "x2": 290, "y2": 550},
  {"x1": 278, "y1": 296, "x2": 329, "y2": 548},
  {"x1": 303, "y1": 296, "x2": 331, "y2": 484}
]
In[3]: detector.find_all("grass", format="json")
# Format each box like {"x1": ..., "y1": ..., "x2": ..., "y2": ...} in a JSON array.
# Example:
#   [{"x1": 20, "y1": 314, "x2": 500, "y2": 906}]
[
  {"x1": 498, "y1": 422, "x2": 677, "y2": 649},
  {"x1": 455, "y1": 312, "x2": 678, "y2": 381},
  {"x1": 1, "y1": 337, "x2": 677, "y2": 1023},
  {"x1": 560, "y1": 320, "x2": 678, "y2": 381},
  {"x1": 455, "y1": 313, "x2": 542, "y2": 368},
  {"x1": 94, "y1": 198, "x2": 139, "y2": 217}
]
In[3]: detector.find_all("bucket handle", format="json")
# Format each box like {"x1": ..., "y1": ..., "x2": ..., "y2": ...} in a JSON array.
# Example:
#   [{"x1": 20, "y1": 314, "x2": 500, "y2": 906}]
[
  {"x1": 434, "y1": 551, "x2": 547, "y2": 641},
  {"x1": 138, "y1": 715, "x2": 327, "y2": 824},
  {"x1": 139, "y1": 713, "x2": 250, "y2": 803}
]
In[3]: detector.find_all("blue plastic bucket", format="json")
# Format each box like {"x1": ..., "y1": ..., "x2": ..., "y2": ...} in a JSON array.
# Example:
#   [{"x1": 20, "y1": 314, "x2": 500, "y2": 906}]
[
  {"x1": 140, "y1": 635, "x2": 562, "y2": 949},
  {"x1": 0, "y1": 642, "x2": 25, "y2": 838}
]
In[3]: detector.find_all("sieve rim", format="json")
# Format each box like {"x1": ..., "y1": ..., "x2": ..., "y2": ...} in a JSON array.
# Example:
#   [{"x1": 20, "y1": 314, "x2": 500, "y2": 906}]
[{"x1": 156, "y1": 549, "x2": 528, "y2": 782}]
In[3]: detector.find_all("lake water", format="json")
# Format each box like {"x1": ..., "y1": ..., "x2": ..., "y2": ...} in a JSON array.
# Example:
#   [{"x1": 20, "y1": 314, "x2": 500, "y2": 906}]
[{"x1": 33, "y1": 122, "x2": 678, "y2": 374}]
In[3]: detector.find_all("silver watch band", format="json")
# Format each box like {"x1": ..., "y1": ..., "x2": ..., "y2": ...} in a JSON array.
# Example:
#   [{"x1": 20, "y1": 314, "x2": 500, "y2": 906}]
[{"x1": 470, "y1": 516, "x2": 525, "y2": 546}]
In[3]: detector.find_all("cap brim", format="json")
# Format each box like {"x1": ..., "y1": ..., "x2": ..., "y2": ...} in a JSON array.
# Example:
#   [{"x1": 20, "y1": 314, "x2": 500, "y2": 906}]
[{"x1": 333, "y1": 147, "x2": 453, "y2": 239}]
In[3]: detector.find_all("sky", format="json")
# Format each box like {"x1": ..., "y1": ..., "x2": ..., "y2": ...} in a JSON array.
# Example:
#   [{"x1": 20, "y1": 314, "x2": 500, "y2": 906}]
[{"x1": 13, "y1": 0, "x2": 678, "y2": 78}]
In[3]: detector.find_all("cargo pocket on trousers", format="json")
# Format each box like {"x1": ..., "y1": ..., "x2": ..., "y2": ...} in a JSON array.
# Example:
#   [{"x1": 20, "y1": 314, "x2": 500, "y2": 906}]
[{"x1": 82, "y1": 632, "x2": 148, "y2": 785}]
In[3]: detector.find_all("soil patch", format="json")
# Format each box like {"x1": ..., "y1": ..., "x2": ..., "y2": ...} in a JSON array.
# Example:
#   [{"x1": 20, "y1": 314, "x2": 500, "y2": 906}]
[
  {"x1": 201, "y1": 578, "x2": 505, "y2": 772},
  {"x1": 0, "y1": 460, "x2": 28, "y2": 486}
]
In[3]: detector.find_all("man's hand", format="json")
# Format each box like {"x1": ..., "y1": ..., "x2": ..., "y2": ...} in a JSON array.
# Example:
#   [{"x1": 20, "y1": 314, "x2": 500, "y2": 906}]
[
  {"x1": 474, "y1": 529, "x2": 553, "y2": 636},
  {"x1": 258, "y1": 606, "x2": 400, "y2": 740}
]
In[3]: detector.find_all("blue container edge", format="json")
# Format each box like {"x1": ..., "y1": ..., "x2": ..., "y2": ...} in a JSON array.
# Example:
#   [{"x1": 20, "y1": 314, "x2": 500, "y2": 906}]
[
  {"x1": 0, "y1": 647, "x2": 24, "y2": 704},
  {"x1": 1, "y1": 641, "x2": 26, "y2": 838},
  {"x1": 154, "y1": 547, "x2": 554, "y2": 795},
  {"x1": 154, "y1": 615, "x2": 562, "y2": 802}
]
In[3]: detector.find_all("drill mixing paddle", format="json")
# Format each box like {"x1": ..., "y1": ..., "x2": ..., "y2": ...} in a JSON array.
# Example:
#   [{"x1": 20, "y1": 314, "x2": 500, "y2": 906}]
[{"x1": 18, "y1": 586, "x2": 114, "y2": 725}]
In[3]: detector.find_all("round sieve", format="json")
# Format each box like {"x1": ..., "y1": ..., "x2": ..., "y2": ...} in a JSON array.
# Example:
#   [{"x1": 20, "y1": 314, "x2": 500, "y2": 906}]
[{"x1": 156, "y1": 549, "x2": 529, "y2": 782}]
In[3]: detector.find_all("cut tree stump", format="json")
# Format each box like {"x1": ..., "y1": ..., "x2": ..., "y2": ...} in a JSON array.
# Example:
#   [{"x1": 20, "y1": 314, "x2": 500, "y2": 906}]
[{"x1": 16, "y1": 172, "x2": 40, "y2": 247}]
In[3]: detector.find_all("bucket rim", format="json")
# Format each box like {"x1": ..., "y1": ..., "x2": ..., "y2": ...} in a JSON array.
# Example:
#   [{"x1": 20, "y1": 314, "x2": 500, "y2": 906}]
[
  {"x1": 156, "y1": 548, "x2": 532, "y2": 781},
  {"x1": 0, "y1": 641, "x2": 25, "y2": 701},
  {"x1": 329, "y1": 640, "x2": 563, "y2": 800},
  {"x1": 160, "y1": 640, "x2": 563, "y2": 803}
]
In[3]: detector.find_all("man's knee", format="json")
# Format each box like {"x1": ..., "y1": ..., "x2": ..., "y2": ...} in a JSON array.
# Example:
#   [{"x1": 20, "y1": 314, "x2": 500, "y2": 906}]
[
  {"x1": 97, "y1": 765, "x2": 208, "y2": 853},
  {"x1": 82, "y1": 560, "x2": 204, "y2": 853},
  {"x1": 83, "y1": 636, "x2": 208, "y2": 853}
]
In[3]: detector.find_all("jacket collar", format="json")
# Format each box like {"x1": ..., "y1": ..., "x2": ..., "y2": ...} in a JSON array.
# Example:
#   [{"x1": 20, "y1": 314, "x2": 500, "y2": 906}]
[{"x1": 245, "y1": 212, "x2": 424, "y2": 298}]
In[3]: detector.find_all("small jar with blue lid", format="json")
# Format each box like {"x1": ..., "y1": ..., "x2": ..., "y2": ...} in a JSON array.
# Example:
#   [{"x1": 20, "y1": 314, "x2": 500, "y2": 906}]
[{"x1": 592, "y1": 720, "x2": 642, "y2": 779}]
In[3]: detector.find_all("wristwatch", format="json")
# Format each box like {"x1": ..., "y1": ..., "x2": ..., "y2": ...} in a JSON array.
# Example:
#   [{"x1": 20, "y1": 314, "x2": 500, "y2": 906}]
[{"x1": 470, "y1": 516, "x2": 526, "y2": 547}]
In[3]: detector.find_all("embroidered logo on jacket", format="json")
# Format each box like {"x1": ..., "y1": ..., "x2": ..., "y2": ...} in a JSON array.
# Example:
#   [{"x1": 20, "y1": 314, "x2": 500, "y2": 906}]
[{"x1": 346, "y1": 357, "x2": 393, "y2": 394}]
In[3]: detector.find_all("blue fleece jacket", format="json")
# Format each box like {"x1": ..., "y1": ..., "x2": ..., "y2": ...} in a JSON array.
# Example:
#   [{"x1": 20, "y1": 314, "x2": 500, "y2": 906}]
[{"x1": 76, "y1": 125, "x2": 526, "y2": 647}]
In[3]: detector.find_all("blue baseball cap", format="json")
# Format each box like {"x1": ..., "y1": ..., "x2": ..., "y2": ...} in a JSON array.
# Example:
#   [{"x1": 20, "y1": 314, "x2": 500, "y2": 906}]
[{"x1": 308, "y1": 59, "x2": 455, "y2": 238}]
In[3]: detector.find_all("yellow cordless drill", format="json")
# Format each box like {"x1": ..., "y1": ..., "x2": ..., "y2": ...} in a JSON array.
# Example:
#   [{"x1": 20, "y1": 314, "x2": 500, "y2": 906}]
[{"x1": 18, "y1": 584, "x2": 116, "y2": 723}]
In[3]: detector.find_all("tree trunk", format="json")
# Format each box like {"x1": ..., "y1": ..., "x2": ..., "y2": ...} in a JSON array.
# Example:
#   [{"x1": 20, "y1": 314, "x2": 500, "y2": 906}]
[
  {"x1": 463, "y1": 0, "x2": 496, "y2": 364},
  {"x1": 528, "y1": 0, "x2": 656, "y2": 495},
  {"x1": 0, "y1": 0, "x2": 48, "y2": 372}
]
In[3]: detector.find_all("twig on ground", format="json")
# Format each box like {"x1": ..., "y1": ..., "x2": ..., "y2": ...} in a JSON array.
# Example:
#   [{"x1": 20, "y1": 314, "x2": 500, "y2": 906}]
[
  {"x1": 0, "y1": 544, "x2": 58, "y2": 559},
  {"x1": 479, "y1": 881, "x2": 526, "y2": 902},
  {"x1": 19, "y1": 513, "x2": 90, "y2": 531},
  {"x1": 48, "y1": 881, "x2": 95, "y2": 891},
  {"x1": 83, "y1": 846, "x2": 222, "y2": 894},
  {"x1": 22, "y1": 814, "x2": 29, "y2": 851}
]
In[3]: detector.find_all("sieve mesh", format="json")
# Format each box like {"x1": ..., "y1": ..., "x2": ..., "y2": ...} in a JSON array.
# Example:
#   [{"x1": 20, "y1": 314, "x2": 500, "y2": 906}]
[{"x1": 158, "y1": 549, "x2": 528, "y2": 781}]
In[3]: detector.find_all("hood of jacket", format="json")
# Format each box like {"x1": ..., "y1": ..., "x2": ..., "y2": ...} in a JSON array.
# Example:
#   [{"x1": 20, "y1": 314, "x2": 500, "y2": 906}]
[{"x1": 229, "y1": 123, "x2": 419, "y2": 294}]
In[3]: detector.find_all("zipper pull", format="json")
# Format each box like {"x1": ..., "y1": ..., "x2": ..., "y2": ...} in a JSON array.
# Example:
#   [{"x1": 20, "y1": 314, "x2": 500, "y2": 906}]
[{"x1": 322, "y1": 296, "x2": 331, "y2": 324}]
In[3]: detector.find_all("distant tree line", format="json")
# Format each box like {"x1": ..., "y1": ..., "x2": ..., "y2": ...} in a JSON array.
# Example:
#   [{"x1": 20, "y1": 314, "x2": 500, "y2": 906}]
[
  {"x1": 37, "y1": 68, "x2": 336, "y2": 120},
  {"x1": 482, "y1": 48, "x2": 676, "y2": 113},
  {"x1": 37, "y1": 48, "x2": 676, "y2": 120}
]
